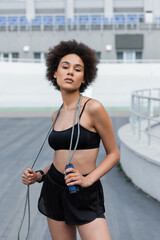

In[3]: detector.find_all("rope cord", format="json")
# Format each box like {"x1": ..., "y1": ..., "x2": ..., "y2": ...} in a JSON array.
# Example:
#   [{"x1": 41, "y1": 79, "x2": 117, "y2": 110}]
[
  {"x1": 17, "y1": 104, "x2": 63, "y2": 240},
  {"x1": 17, "y1": 94, "x2": 82, "y2": 240},
  {"x1": 67, "y1": 94, "x2": 82, "y2": 164}
]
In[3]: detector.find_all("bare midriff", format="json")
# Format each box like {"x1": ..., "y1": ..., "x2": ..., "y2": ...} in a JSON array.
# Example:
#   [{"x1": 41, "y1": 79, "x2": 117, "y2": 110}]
[{"x1": 52, "y1": 148, "x2": 99, "y2": 175}]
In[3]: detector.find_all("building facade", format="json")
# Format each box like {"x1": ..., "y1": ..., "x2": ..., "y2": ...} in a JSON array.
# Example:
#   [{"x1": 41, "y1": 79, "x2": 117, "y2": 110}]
[{"x1": 0, "y1": 0, "x2": 160, "y2": 62}]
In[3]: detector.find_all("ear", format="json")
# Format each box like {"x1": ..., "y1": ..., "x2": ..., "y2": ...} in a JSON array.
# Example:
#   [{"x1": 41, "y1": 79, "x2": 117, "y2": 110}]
[
  {"x1": 82, "y1": 78, "x2": 85, "y2": 84},
  {"x1": 53, "y1": 71, "x2": 57, "y2": 79}
]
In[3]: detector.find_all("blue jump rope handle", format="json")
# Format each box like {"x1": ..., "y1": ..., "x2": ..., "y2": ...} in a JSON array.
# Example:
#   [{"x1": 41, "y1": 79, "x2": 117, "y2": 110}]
[{"x1": 65, "y1": 164, "x2": 79, "y2": 193}]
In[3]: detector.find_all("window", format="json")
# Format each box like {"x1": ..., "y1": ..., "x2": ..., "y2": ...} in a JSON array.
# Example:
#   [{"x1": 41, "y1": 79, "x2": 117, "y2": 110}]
[
  {"x1": 3, "y1": 53, "x2": 9, "y2": 61},
  {"x1": 96, "y1": 52, "x2": 101, "y2": 59},
  {"x1": 34, "y1": 52, "x2": 41, "y2": 62},
  {"x1": 136, "y1": 52, "x2": 142, "y2": 60},
  {"x1": 44, "y1": 53, "x2": 48, "y2": 59},
  {"x1": 116, "y1": 51, "x2": 143, "y2": 63},
  {"x1": 12, "y1": 52, "x2": 19, "y2": 62},
  {"x1": 117, "y1": 52, "x2": 123, "y2": 60}
]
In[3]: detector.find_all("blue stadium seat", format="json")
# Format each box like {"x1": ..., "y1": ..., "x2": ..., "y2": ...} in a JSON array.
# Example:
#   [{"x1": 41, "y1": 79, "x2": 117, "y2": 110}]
[
  {"x1": 110, "y1": 17, "x2": 116, "y2": 24},
  {"x1": 19, "y1": 16, "x2": 28, "y2": 26},
  {"x1": 91, "y1": 15, "x2": 101, "y2": 25},
  {"x1": 155, "y1": 16, "x2": 160, "y2": 21},
  {"x1": 31, "y1": 16, "x2": 41, "y2": 26},
  {"x1": 0, "y1": 17, "x2": 6, "y2": 26},
  {"x1": 73, "y1": 16, "x2": 79, "y2": 25},
  {"x1": 79, "y1": 15, "x2": 89, "y2": 25},
  {"x1": 8, "y1": 16, "x2": 18, "y2": 26},
  {"x1": 127, "y1": 15, "x2": 138, "y2": 24},
  {"x1": 138, "y1": 14, "x2": 144, "y2": 21},
  {"x1": 103, "y1": 17, "x2": 109, "y2": 25},
  {"x1": 67, "y1": 18, "x2": 72, "y2": 25},
  {"x1": 115, "y1": 14, "x2": 125, "y2": 24},
  {"x1": 132, "y1": 15, "x2": 138, "y2": 24},
  {"x1": 55, "y1": 16, "x2": 64, "y2": 26},
  {"x1": 43, "y1": 16, "x2": 54, "y2": 26}
]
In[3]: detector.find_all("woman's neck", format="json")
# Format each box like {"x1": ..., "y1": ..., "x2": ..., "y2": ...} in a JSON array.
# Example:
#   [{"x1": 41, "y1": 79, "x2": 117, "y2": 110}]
[{"x1": 61, "y1": 91, "x2": 81, "y2": 111}]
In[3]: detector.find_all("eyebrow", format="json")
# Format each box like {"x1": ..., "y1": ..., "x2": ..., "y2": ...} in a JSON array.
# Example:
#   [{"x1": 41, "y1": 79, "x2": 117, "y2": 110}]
[{"x1": 61, "y1": 61, "x2": 83, "y2": 68}]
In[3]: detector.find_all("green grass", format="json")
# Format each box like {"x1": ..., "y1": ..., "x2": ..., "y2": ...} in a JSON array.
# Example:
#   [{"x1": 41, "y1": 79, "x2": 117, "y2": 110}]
[
  {"x1": 117, "y1": 162, "x2": 132, "y2": 183},
  {"x1": 0, "y1": 107, "x2": 58, "y2": 112},
  {"x1": 0, "y1": 106, "x2": 130, "y2": 112}
]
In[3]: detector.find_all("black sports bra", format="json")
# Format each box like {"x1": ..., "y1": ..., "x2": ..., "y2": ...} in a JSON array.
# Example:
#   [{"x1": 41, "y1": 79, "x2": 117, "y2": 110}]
[{"x1": 48, "y1": 99, "x2": 100, "y2": 151}]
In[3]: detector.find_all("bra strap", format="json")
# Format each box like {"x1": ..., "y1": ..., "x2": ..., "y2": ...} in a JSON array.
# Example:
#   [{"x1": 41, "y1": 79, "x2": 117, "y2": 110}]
[{"x1": 79, "y1": 98, "x2": 92, "y2": 119}]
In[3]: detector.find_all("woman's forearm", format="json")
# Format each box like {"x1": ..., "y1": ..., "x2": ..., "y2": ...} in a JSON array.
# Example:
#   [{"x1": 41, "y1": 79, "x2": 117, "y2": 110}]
[
  {"x1": 36, "y1": 164, "x2": 51, "y2": 182},
  {"x1": 87, "y1": 150, "x2": 120, "y2": 185}
]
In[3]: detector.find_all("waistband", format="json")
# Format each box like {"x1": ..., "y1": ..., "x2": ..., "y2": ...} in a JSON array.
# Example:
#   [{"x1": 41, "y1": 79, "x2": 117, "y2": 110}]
[
  {"x1": 47, "y1": 163, "x2": 90, "y2": 187},
  {"x1": 48, "y1": 163, "x2": 66, "y2": 187}
]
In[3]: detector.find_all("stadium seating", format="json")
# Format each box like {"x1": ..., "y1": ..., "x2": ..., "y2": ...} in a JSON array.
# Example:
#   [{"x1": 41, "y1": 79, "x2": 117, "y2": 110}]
[
  {"x1": 8, "y1": 16, "x2": 18, "y2": 26},
  {"x1": 103, "y1": 17, "x2": 109, "y2": 25},
  {"x1": 73, "y1": 16, "x2": 78, "y2": 25},
  {"x1": 43, "y1": 16, "x2": 54, "y2": 26},
  {"x1": 67, "y1": 18, "x2": 72, "y2": 25},
  {"x1": 0, "y1": 14, "x2": 147, "y2": 28},
  {"x1": 19, "y1": 16, "x2": 28, "y2": 26},
  {"x1": 115, "y1": 15, "x2": 125, "y2": 24},
  {"x1": 155, "y1": 16, "x2": 160, "y2": 21},
  {"x1": 91, "y1": 15, "x2": 101, "y2": 25},
  {"x1": 55, "y1": 16, "x2": 65, "y2": 26},
  {"x1": 126, "y1": 15, "x2": 138, "y2": 24},
  {"x1": 0, "y1": 17, "x2": 6, "y2": 26},
  {"x1": 79, "y1": 15, "x2": 89, "y2": 25},
  {"x1": 31, "y1": 16, "x2": 41, "y2": 26}
]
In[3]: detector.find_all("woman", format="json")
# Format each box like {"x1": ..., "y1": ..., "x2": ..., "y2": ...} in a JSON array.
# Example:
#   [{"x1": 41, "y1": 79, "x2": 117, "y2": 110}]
[{"x1": 22, "y1": 40, "x2": 120, "y2": 240}]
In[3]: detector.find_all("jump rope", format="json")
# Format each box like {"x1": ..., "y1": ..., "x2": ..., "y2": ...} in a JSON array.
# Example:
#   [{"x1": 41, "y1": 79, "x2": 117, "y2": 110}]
[{"x1": 18, "y1": 94, "x2": 82, "y2": 240}]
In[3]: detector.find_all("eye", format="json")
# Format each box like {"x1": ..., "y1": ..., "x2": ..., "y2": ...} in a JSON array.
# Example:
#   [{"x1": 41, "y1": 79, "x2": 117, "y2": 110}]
[
  {"x1": 75, "y1": 68, "x2": 81, "y2": 72},
  {"x1": 62, "y1": 65, "x2": 68, "y2": 69}
]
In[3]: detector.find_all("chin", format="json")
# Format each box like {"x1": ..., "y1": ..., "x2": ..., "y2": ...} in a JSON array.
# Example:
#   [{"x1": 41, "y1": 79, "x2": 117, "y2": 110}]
[{"x1": 60, "y1": 85, "x2": 80, "y2": 93}]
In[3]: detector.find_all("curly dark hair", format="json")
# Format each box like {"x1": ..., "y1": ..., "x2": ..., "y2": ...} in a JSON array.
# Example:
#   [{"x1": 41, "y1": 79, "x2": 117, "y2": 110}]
[{"x1": 46, "y1": 39, "x2": 99, "y2": 92}]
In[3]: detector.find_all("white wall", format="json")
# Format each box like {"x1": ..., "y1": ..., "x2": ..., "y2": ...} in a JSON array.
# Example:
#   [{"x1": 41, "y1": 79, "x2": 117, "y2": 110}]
[
  {"x1": 118, "y1": 123, "x2": 160, "y2": 201},
  {"x1": 0, "y1": 61, "x2": 160, "y2": 108}
]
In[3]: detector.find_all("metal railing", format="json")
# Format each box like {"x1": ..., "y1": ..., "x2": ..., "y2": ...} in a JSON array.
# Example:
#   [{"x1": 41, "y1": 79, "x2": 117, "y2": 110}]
[
  {"x1": 130, "y1": 88, "x2": 160, "y2": 146},
  {"x1": 1, "y1": 57, "x2": 160, "y2": 64}
]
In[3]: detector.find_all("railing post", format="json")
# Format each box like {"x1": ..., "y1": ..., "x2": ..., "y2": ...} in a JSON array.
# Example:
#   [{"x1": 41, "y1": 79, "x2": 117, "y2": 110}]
[
  {"x1": 131, "y1": 94, "x2": 135, "y2": 134},
  {"x1": 158, "y1": 88, "x2": 160, "y2": 116},
  {"x1": 138, "y1": 96, "x2": 141, "y2": 140},
  {"x1": 132, "y1": 94, "x2": 136, "y2": 135},
  {"x1": 130, "y1": 94, "x2": 133, "y2": 131},
  {"x1": 147, "y1": 98, "x2": 151, "y2": 146}
]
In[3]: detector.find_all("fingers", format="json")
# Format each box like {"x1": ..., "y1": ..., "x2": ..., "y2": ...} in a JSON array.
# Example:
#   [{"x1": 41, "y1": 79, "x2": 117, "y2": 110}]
[
  {"x1": 22, "y1": 169, "x2": 37, "y2": 185},
  {"x1": 65, "y1": 174, "x2": 80, "y2": 184},
  {"x1": 64, "y1": 169, "x2": 82, "y2": 186},
  {"x1": 64, "y1": 167, "x2": 76, "y2": 175},
  {"x1": 64, "y1": 169, "x2": 92, "y2": 188},
  {"x1": 27, "y1": 168, "x2": 35, "y2": 174}
]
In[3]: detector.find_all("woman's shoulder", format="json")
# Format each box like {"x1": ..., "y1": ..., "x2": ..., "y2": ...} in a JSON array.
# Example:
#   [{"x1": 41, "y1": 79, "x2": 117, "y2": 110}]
[
  {"x1": 51, "y1": 109, "x2": 59, "y2": 121},
  {"x1": 84, "y1": 96, "x2": 105, "y2": 115},
  {"x1": 84, "y1": 97, "x2": 111, "y2": 127}
]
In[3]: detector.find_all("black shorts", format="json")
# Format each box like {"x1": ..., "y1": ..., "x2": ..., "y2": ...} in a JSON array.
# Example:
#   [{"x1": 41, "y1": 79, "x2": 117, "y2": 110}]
[{"x1": 38, "y1": 163, "x2": 105, "y2": 225}]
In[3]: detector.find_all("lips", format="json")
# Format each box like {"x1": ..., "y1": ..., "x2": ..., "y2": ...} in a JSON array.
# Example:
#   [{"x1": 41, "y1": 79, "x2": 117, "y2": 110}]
[{"x1": 64, "y1": 78, "x2": 74, "y2": 83}]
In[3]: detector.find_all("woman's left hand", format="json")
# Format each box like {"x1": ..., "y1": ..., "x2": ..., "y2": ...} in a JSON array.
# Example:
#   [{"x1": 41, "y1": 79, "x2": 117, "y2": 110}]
[{"x1": 64, "y1": 168, "x2": 92, "y2": 188}]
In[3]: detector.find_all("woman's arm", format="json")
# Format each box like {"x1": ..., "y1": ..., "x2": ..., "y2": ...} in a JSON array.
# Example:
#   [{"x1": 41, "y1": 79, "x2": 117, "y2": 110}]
[
  {"x1": 22, "y1": 164, "x2": 51, "y2": 185},
  {"x1": 65, "y1": 100, "x2": 120, "y2": 187},
  {"x1": 86, "y1": 100, "x2": 120, "y2": 184}
]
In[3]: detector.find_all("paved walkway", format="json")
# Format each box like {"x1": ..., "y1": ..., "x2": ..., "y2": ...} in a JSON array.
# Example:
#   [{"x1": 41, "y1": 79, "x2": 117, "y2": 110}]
[{"x1": 0, "y1": 115, "x2": 160, "y2": 240}]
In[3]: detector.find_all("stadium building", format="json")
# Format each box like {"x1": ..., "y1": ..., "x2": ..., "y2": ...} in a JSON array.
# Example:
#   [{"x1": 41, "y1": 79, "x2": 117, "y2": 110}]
[{"x1": 0, "y1": 0, "x2": 160, "y2": 62}]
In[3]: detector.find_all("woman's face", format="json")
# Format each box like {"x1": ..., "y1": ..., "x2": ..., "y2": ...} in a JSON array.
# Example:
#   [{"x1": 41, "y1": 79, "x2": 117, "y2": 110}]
[{"x1": 54, "y1": 54, "x2": 85, "y2": 92}]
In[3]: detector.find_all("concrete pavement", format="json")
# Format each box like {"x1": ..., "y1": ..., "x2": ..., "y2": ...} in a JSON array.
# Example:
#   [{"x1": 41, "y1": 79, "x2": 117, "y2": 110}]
[{"x1": 0, "y1": 115, "x2": 160, "y2": 240}]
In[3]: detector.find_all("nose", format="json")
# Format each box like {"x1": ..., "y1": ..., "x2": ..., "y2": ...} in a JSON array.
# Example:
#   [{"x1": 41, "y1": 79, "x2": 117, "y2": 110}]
[{"x1": 67, "y1": 67, "x2": 74, "y2": 76}]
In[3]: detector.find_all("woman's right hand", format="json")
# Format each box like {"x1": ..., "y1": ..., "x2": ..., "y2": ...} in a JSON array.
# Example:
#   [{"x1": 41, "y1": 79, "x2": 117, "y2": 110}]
[{"x1": 22, "y1": 168, "x2": 39, "y2": 185}]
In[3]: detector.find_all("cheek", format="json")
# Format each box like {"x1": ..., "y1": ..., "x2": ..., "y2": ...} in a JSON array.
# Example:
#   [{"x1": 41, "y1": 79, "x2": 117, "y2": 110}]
[
  {"x1": 55, "y1": 70, "x2": 64, "y2": 81},
  {"x1": 77, "y1": 72, "x2": 85, "y2": 82}
]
